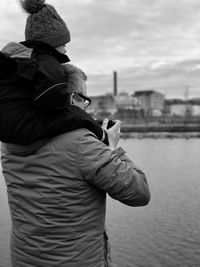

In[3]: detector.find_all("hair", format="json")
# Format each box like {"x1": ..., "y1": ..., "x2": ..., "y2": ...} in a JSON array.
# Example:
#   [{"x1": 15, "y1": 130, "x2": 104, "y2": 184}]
[
  {"x1": 62, "y1": 64, "x2": 87, "y2": 103},
  {"x1": 62, "y1": 64, "x2": 87, "y2": 94}
]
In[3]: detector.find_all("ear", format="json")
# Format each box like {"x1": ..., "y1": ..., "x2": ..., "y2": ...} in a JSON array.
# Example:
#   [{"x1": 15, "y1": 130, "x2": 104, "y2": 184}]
[{"x1": 69, "y1": 93, "x2": 76, "y2": 105}]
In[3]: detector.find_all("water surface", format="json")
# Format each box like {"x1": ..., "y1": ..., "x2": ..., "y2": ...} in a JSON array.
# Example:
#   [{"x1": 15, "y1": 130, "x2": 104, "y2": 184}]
[{"x1": 1, "y1": 139, "x2": 200, "y2": 267}]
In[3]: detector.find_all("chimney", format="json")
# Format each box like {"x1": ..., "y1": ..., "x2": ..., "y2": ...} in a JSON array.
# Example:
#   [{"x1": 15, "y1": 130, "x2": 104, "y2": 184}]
[{"x1": 113, "y1": 71, "x2": 117, "y2": 96}]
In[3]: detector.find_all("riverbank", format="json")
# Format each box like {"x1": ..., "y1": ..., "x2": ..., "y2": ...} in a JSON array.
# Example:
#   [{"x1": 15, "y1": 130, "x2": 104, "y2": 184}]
[
  {"x1": 120, "y1": 124, "x2": 200, "y2": 138},
  {"x1": 121, "y1": 132, "x2": 200, "y2": 139}
]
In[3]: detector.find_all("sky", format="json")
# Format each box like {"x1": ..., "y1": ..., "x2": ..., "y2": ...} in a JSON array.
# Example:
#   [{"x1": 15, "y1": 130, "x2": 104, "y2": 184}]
[{"x1": 1, "y1": 0, "x2": 200, "y2": 98}]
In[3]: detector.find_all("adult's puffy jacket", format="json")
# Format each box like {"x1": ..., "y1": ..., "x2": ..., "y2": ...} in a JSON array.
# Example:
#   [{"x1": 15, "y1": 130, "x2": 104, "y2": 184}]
[
  {"x1": 1, "y1": 129, "x2": 150, "y2": 267},
  {"x1": 0, "y1": 41, "x2": 106, "y2": 145}
]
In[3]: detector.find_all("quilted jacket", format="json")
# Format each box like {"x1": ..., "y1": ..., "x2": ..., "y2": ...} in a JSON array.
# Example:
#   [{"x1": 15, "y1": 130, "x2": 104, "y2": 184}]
[{"x1": 1, "y1": 129, "x2": 150, "y2": 267}]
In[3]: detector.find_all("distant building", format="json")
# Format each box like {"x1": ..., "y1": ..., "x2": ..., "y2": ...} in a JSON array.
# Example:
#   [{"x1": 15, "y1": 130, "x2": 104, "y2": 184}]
[
  {"x1": 170, "y1": 104, "x2": 188, "y2": 116},
  {"x1": 165, "y1": 99, "x2": 192, "y2": 116},
  {"x1": 191, "y1": 105, "x2": 200, "y2": 116},
  {"x1": 87, "y1": 93, "x2": 117, "y2": 118},
  {"x1": 115, "y1": 92, "x2": 141, "y2": 110},
  {"x1": 134, "y1": 90, "x2": 165, "y2": 116},
  {"x1": 189, "y1": 98, "x2": 200, "y2": 116}
]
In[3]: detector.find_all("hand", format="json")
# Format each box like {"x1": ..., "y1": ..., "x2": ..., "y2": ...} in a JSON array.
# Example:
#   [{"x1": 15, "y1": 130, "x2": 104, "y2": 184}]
[{"x1": 102, "y1": 119, "x2": 121, "y2": 150}]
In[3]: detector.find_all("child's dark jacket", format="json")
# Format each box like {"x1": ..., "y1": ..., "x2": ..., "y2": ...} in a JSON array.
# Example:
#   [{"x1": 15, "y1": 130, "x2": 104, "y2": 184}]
[{"x1": 0, "y1": 41, "x2": 107, "y2": 145}]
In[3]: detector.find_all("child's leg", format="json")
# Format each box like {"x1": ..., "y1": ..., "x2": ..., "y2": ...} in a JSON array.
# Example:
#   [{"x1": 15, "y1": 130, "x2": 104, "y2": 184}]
[{"x1": 0, "y1": 105, "x2": 108, "y2": 145}]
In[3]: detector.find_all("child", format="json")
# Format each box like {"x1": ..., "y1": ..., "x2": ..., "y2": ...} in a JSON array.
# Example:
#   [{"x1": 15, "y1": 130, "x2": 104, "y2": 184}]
[{"x1": 0, "y1": 0, "x2": 107, "y2": 145}]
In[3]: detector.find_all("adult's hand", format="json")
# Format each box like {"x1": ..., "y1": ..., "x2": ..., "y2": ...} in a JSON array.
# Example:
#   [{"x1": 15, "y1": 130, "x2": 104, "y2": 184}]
[{"x1": 102, "y1": 119, "x2": 121, "y2": 150}]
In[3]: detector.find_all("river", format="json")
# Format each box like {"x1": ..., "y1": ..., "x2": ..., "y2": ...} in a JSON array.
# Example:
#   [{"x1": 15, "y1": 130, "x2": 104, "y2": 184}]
[{"x1": 0, "y1": 138, "x2": 200, "y2": 267}]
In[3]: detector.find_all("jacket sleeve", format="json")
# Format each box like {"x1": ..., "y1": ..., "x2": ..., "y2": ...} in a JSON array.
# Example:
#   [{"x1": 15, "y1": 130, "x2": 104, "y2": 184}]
[
  {"x1": 33, "y1": 54, "x2": 68, "y2": 113},
  {"x1": 78, "y1": 132, "x2": 151, "y2": 207}
]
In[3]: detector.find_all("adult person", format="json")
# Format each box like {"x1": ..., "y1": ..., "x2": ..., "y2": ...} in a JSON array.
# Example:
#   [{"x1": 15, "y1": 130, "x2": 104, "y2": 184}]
[{"x1": 1, "y1": 65, "x2": 151, "y2": 267}]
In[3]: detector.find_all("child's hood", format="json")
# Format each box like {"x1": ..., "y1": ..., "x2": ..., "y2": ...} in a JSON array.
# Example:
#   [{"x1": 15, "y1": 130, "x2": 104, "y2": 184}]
[
  {"x1": 1, "y1": 42, "x2": 33, "y2": 59},
  {"x1": 0, "y1": 42, "x2": 36, "y2": 80}
]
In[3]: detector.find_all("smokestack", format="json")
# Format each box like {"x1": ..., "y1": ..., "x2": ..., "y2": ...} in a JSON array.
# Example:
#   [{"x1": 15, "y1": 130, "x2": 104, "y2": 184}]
[{"x1": 113, "y1": 71, "x2": 117, "y2": 96}]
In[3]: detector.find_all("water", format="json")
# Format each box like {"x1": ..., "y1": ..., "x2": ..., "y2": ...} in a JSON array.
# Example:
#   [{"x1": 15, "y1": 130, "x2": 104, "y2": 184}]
[{"x1": 1, "y1": 139, "x2": 200, "y2": 267}]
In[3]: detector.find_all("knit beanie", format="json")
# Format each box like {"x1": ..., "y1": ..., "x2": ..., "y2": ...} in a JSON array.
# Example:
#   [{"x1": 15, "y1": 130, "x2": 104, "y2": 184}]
[{"x1": 20, "y1": 0, "x2": 71, "y2": 48}]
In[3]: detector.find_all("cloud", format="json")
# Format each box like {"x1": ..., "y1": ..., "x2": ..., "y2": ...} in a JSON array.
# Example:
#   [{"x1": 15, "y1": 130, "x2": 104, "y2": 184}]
[
  {"x1": 0, "y1": 1, "x2": 25, "y2": 46},
  {"x1": 64, "y1": 0, "x2": 200, "y2": 72},
  {"x1": 1, "y1": 0, "x2": 200, "y2": 97},
  {"x1": 86, "y1": 59, "x2": 200, "y2": 98}
]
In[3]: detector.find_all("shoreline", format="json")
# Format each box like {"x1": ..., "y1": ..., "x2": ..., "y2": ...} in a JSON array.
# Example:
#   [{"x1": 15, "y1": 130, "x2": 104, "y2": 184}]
[
  {"x1": 120, "y1": 132, "x2": 200, "y2": 139},
  {"x1": 120, "y1": 124, "x2": 200, "y2": 138}
]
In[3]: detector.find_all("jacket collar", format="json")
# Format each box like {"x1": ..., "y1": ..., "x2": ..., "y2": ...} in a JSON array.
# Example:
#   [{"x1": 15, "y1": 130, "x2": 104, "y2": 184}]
[{"x1": 21, "y1": 40, "x2": 70, "y2": 64}]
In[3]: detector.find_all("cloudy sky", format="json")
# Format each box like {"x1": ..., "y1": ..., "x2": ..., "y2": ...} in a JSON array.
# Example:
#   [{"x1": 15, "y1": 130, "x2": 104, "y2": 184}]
[{"x1": 1, "y1": 0, "x2": 200, "y2": 98}]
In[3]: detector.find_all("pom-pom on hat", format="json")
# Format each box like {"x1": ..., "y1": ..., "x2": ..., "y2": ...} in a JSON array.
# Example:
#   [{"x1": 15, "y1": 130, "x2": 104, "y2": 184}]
[{"x1": 20, "y1": 0, "x2": 71, "y2": 48}]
